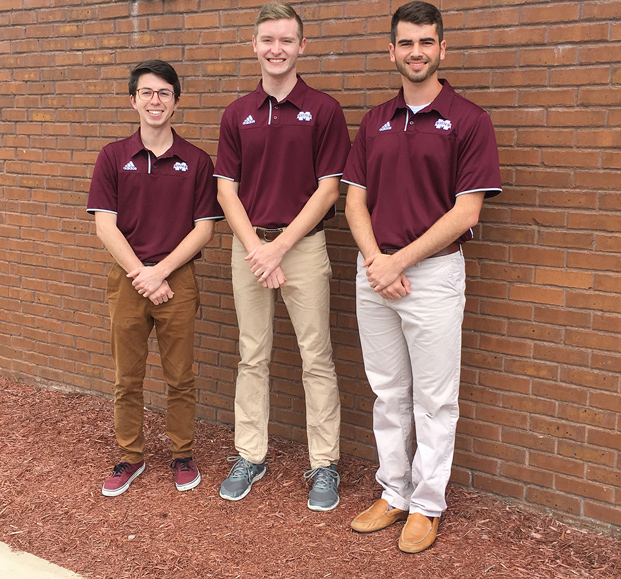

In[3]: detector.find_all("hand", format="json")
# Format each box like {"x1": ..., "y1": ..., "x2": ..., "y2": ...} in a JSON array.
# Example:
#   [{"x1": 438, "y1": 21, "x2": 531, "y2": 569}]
[
  {"x1": 127, "y1": 265, "x2": 166, "y2": 298},
  {"x1": 378, "y1": 273, "x2": 411, "y2": 300},
  {"x1": 363, "y1": 253, "x2": 403, "y2": 293},
  {"x1": 148, "y1": 280, "x2": 174, "y2": 305},
  {"x1": 261, "y1": 266, "x2": 287, "y2": 289},
  {"x1": 246, "y1": 243, "x2": 286, "y2": 284}
]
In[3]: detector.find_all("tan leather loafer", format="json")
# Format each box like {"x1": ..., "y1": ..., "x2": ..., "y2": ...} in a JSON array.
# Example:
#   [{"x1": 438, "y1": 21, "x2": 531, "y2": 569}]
[
  {"x1": 351, "y1": 498, "x2": 408, "y2": 533},
  {"x1": 399, "y1": 513, "x2": 439, "y2": 553}
]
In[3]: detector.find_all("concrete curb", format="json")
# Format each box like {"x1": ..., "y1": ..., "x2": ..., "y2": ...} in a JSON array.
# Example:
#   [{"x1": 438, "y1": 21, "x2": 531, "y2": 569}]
[{"x1": 0, "y1": 542, "x2": 84, "y2": 579}]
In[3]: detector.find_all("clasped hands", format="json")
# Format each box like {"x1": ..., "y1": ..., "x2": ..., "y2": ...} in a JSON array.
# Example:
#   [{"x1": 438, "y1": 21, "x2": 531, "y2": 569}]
[
  {"x1": 126, "y1": 265, "x2": 174, "y2": 305},
  {"x1": 245, "y1": 242, "x2": 288, "y2": 289},
  {"x1": 363, "y1": 253, "x2": 411, "y2": 300}
]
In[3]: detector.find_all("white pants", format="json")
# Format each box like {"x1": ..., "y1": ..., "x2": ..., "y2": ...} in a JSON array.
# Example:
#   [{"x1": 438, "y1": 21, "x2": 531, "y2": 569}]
[{"x1": 356, "y1": 250, "x2": 466, "y2": 517}]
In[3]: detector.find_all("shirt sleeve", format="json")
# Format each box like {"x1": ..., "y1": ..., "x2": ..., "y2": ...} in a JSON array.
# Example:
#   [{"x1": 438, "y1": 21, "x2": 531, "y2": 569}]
[
  {"x1": 194, "y1": 153, "x2": 224, "y2": 221},
  {"x1": 314, "y1": 99, "x2": 351, "y2": 179},
  {"x1": 341, "y1": 113, "x2": 368, "y2": 189},
  {"x1": 86, "y1": 146, "x2": 118, "y2": 214},
  {"x1": 214, "y1": 106, "x2": 241, "y2": 182},
  {"x1": 455, "y1": 111, "x2": 502, "y2": 198}
]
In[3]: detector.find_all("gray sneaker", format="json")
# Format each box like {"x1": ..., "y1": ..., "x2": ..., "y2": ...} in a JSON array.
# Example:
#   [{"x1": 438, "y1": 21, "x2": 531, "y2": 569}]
[
  {"x1": 219, "y1": 456, "x2": 266, "y2": 501},
  {"x1": 304, "y1": 464, "x2": 340, "y2": 511}
]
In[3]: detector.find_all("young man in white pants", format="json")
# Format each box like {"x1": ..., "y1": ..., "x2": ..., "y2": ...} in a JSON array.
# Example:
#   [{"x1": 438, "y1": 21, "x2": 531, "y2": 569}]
[{"x1": 344, "y1": 1, "x2": 501, "y2": 553}]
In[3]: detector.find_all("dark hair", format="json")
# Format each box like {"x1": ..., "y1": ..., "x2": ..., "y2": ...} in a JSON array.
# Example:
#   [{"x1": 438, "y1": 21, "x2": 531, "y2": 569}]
[
  {"x1": 255, "y1": 2, "x2": 304, "y2": 42},
  {"x1": 390, "y1": 1, "x2": 443, "y2": 45},
  {"x1": 128, "y1": 60, "x2": 181, "y2": 102}
]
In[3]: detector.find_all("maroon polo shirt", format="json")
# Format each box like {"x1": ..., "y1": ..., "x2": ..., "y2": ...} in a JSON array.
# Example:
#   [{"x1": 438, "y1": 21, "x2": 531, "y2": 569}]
[
  {"x1": 87, "y1": 129, "x2": 222, "y2": 263},
  {"x1": 214, "y1": 76, "x2": 351, "y2": 228},
  {"x1": 343, "y1": 80, "x2": 502, "y2": 250}
]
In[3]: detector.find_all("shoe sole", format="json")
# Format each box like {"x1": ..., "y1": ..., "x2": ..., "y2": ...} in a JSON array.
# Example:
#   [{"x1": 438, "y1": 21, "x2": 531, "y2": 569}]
[
  {"x1": 176, "y1": 471, "x2": 201, "y2": 492},
  {"x1": 307, "y1": 495, "x2": 340, "y2": 512},
  {"x1": 102, "y1": 463, "x2": 146, "y2": 497},
  {"x1": 219, "y1": 468, "x2": 266, "y2": 501}
]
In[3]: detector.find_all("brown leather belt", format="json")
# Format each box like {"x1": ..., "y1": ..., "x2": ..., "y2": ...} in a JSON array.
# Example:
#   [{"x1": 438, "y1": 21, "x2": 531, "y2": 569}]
[
  {"x1": 255, "y1": 221, "x2": 324, "y2": 242},
  {"x1": 381, "y1": 241, "x2": 460, "y2": 258}
]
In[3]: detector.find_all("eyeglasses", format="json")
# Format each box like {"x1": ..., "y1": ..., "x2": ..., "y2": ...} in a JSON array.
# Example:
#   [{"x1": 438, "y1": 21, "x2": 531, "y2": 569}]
[{"x1": 136, "y1": 88, "x2": 175, "y2": 103}]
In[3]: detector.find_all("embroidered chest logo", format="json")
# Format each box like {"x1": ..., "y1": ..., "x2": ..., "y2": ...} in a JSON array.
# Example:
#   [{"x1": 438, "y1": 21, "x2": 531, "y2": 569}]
[
  {"x1": 379, "y1": 122, "x2": 392, "y2": 132},
  {"x1": 297, "y1": 111, "x2": 312, "y2": 122},
  {"x1": 123, "y1": 161, "x2": 137, "y2": 171},
  {"x1": 173, "y1": 162, "x2": 189, "y2": 172},
  {"x1": 435, "y1": 119, "x2": 452, "y2": 131},
  {"x1": 243, "y1": 115, "x2": 255, "y2": 125}
]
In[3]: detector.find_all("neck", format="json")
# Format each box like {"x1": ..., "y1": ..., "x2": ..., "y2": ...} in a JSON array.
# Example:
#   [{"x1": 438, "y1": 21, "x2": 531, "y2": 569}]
[
  {"x1": 402, "y1": 75, "x2": 443, "y2": 107},
  {"x1": 139, "y1": 123, "x2": 174, "y2": 157},
  {"x1": 262, "y1": 71, "x2": 298, "y2": 103}
]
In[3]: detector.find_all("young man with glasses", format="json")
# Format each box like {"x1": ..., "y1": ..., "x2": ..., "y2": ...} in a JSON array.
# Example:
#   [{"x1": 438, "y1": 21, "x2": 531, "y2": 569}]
[
  {"x1": 215, "y1": 3, "x2": 350, "y2": 511},
  {"x1": 87, "y1": 60, "x2": 222, "y2": 496},
  {"x1": 344, "y1": 1, "x2": 501, "y2": 553}
]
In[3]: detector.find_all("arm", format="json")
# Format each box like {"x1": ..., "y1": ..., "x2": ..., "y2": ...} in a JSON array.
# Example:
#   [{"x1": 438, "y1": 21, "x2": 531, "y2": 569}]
[
  {"x1": 94, "y1": 211, "x2": 174, "y2": 304},
  {"x1": 127, "y1": 219, "x2": 215, "y2": 297},
  {"x1": 345, "y1": 184, "x2": 410, "y2": 300},
  {"x1": 364, "y1": 191, "x2": 486, "y2": 292},
  {"x1": 245, "y1": 176, "x2": 341, "y2": 283},
  {"x1": 217, "y1": 178, "x2": 287, "y2": 289},
  {"x1": 95, "y1": 211, "x2": 144, "y2": 273}
]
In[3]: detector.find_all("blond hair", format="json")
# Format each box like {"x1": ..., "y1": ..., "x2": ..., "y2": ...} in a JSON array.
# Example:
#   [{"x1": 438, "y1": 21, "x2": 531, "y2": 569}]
[{"x1": 254, "y1": 2, "x2": 304, "y2": 41}]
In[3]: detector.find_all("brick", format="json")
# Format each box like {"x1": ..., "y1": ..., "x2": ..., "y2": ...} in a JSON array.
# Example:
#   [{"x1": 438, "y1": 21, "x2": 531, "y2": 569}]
[
  {"x1": 558, "y1": 440, "x2": 616, "y2": 468},
  {"x1": 530, "y1": 451, "x2": 585, "y2": 478},
  {"x1": 473, "y1": 473, "x2": 524, "y2": 499},
  {"x1": 500, "y1": 464, "x2": 554, "y2": 488},
  {"x1": 584, "y1": 502, "x2": 621, "y2": 527}
]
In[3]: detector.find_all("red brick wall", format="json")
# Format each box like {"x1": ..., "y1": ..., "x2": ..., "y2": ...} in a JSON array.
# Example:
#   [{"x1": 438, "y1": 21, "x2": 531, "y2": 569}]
[{"x1": 1, "y1": 0, "x2": 619, "y2": 530}]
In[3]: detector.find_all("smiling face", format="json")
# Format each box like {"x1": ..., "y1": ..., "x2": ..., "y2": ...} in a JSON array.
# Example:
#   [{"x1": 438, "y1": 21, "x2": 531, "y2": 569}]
[
  {"x1": 130, "y1": 72, "x2": 179, "y2": 131},
  {"x1": 389, "y1": 21, "x2": 445, "y2": 86},
  {"x1": 252, "y1": 18, "x2": 306, "y2": 83}
]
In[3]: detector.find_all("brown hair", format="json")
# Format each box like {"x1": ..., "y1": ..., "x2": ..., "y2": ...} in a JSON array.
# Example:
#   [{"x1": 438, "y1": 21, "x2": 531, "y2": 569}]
[{"x1": 391, "y1": 1, "x2": 444, "y2": 45}]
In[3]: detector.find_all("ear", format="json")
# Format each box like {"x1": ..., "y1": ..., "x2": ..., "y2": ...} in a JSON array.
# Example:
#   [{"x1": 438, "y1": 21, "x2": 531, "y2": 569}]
[
  {"x1": 130, "y1": 95, "x2": 138, "y2": 110},
  {"x1": 298, "y1": 37, "x2": 307, "y2": 54},
  {"x1": 389, "y1": 43, "x2": 396, "y2": 63},
  {"x1": 440, "y1": 39, "x2": 446, "y2": 61},
  {"x1": 252, "y1": 35, "x2": 258, "y2": 54}
]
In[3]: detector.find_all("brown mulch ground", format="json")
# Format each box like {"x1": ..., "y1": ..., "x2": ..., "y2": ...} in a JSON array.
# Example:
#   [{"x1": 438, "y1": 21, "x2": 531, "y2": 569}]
[{"x1": 0, "y1": 378, "x2": 619, "y2": 579}]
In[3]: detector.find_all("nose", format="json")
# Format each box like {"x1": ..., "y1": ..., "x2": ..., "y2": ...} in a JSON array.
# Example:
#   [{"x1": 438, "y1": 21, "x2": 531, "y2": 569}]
[
  {"x1": 149, "y1": 90, "x2": 163, "y2": 103},
  {"x1": 410, "y1": 43, "x2": 423, "y2": 58}
]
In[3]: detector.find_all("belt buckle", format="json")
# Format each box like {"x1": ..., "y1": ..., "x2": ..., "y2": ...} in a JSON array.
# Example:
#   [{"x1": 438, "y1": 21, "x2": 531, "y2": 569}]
[{"x1": 262, "y1": 227, "x2": 283, "y2": 242}]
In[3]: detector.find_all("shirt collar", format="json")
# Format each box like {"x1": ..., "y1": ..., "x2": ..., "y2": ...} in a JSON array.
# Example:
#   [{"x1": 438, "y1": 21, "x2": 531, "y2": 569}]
[
  {"x1": 254, "y1": 74, "x2": 308, "y2": 110},
  {"x1": 128, "y1": 128, "x2": 185, "y2": 161},
  {"x1": 389, "y1": 79, "x2": 455, "y2": 120}
]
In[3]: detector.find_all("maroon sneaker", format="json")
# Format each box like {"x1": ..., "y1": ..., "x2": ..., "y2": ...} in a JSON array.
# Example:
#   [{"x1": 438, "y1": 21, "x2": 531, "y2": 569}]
[
  {"x1": 102, "y1": 461, "x2": 145, "y2": 497},
  {"x1": 171, "y1": 457, "x2": 201, "y2": 491}
]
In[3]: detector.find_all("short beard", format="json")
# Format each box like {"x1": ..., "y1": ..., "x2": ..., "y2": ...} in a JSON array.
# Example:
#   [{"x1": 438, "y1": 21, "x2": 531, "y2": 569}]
[{"x1": 395, "y1": 55, "x2": 440, "y2": 84}]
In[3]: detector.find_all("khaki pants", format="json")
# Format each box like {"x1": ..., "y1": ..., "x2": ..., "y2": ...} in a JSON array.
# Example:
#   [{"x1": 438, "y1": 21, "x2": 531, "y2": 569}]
[
  {"x1": 107, "y1": 262, "x2": 200, "y2": 463},
  {"x1": 231, "y1": 231, "x2": 341, "y2": 468}
]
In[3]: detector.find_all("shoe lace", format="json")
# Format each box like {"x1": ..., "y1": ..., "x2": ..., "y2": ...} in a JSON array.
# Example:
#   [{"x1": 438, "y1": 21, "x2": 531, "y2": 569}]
[
  {"x1": 303, "y1": 466, "x2": 338, "y2": 491},
  {"x1": 112, "y1": 462, "x2": 131, "y2": 477},
  {"x1": 171, "y1": 457, "x2": 193, "y2": 472},
  {"x1": 226, "y1": 456, "x2": 254, "y2": 482}
]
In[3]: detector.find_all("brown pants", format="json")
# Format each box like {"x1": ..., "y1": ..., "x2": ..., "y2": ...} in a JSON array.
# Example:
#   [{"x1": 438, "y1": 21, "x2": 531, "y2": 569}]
[{"x1": 106, "y1": 262, "x2": 200, "y2": 463}]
